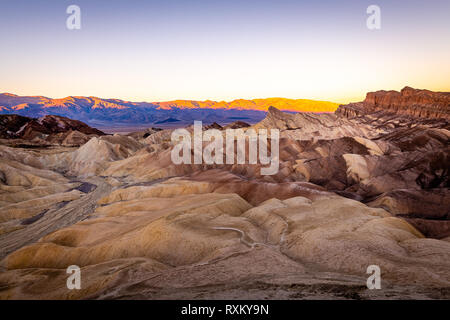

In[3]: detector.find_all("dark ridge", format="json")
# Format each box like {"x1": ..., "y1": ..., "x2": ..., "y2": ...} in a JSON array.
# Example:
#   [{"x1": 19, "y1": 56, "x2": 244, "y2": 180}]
[
  {"x1": 72, "y1": 182, "x2": 97, "y2": 193},
  {"x1": 155, "y1": 118, "x2": 180, "y2": 124},
  {"x1": 21, "y1": 210, "x2": 48, "y2": 225}
]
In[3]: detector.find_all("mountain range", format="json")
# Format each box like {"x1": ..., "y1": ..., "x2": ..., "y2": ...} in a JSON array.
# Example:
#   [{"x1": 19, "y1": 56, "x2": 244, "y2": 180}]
[{"x1": 0, "y1": 93, "x2": 339, "y2": 129}]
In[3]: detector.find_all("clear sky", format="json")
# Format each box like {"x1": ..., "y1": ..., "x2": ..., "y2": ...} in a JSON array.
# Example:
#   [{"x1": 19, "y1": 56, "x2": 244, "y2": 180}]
[{"x1": 1, "y1": 0, "x2": 449, "y2": 103}]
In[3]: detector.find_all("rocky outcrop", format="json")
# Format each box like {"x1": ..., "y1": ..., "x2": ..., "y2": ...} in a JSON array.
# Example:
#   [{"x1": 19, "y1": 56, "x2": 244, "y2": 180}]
[
  {"x1": 126, "y1": 127, "x2": 162, "y2": 141},
  {"x1": 337, "y1": 87, "x2": 450, "y2": 120},
  {"x1": 223, "y1": 121, "x2": 250, "y2": 129},
  {"x1": 0, "y1": 115, "x2": 31, "y2": 139},
  {"x1": 253, "y1": 106, "x2": 380, "y2": 139},
  {"x1": 0, "y1": 114, "x2": 105, "y2": 146}
]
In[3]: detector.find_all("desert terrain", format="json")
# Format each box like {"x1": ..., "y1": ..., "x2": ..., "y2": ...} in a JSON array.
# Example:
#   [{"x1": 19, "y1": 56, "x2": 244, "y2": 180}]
[{"x1": 0, "y1": 87, "x2": 449, "y2": 299}]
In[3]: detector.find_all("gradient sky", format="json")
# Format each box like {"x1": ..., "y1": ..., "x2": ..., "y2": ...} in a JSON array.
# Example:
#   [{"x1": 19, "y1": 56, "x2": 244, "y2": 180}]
[{"x1": 1, "y1": 0, "x2": 449, "y2": 103}]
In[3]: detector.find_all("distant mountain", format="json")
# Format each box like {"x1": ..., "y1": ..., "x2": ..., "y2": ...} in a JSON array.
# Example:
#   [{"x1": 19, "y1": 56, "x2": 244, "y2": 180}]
[
  {"x1": 154, "y1": 97, "x2": 339, "y2": 112},
  {"x1": 0, "y1": 93, "x2": 339, "y2": 128}
]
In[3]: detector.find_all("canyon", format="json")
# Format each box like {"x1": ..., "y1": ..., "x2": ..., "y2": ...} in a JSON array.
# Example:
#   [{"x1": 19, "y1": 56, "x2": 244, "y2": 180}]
[{"x1": 0, "y1": 87, "x2": 448, "y2": 299}]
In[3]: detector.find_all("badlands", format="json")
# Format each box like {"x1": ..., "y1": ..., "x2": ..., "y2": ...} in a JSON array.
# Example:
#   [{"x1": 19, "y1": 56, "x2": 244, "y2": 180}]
[{"x1": 0, "y1": 87, "x2": 449, "y2": 299}]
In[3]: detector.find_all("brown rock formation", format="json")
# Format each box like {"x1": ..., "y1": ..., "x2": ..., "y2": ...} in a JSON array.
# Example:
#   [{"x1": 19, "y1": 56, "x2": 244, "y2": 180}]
[
  {"x1": 0, "y1": 114, "x2": 105, "y2": 146},
  {"x1": 337, "y1": 86, "x2": 450, "y2": 120}
]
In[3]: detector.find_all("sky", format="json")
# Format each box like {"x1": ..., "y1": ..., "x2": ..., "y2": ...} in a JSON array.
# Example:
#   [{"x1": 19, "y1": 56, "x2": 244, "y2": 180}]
[{"x1": 1, "y1": 0, "x2": 449, "y2": 103}]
